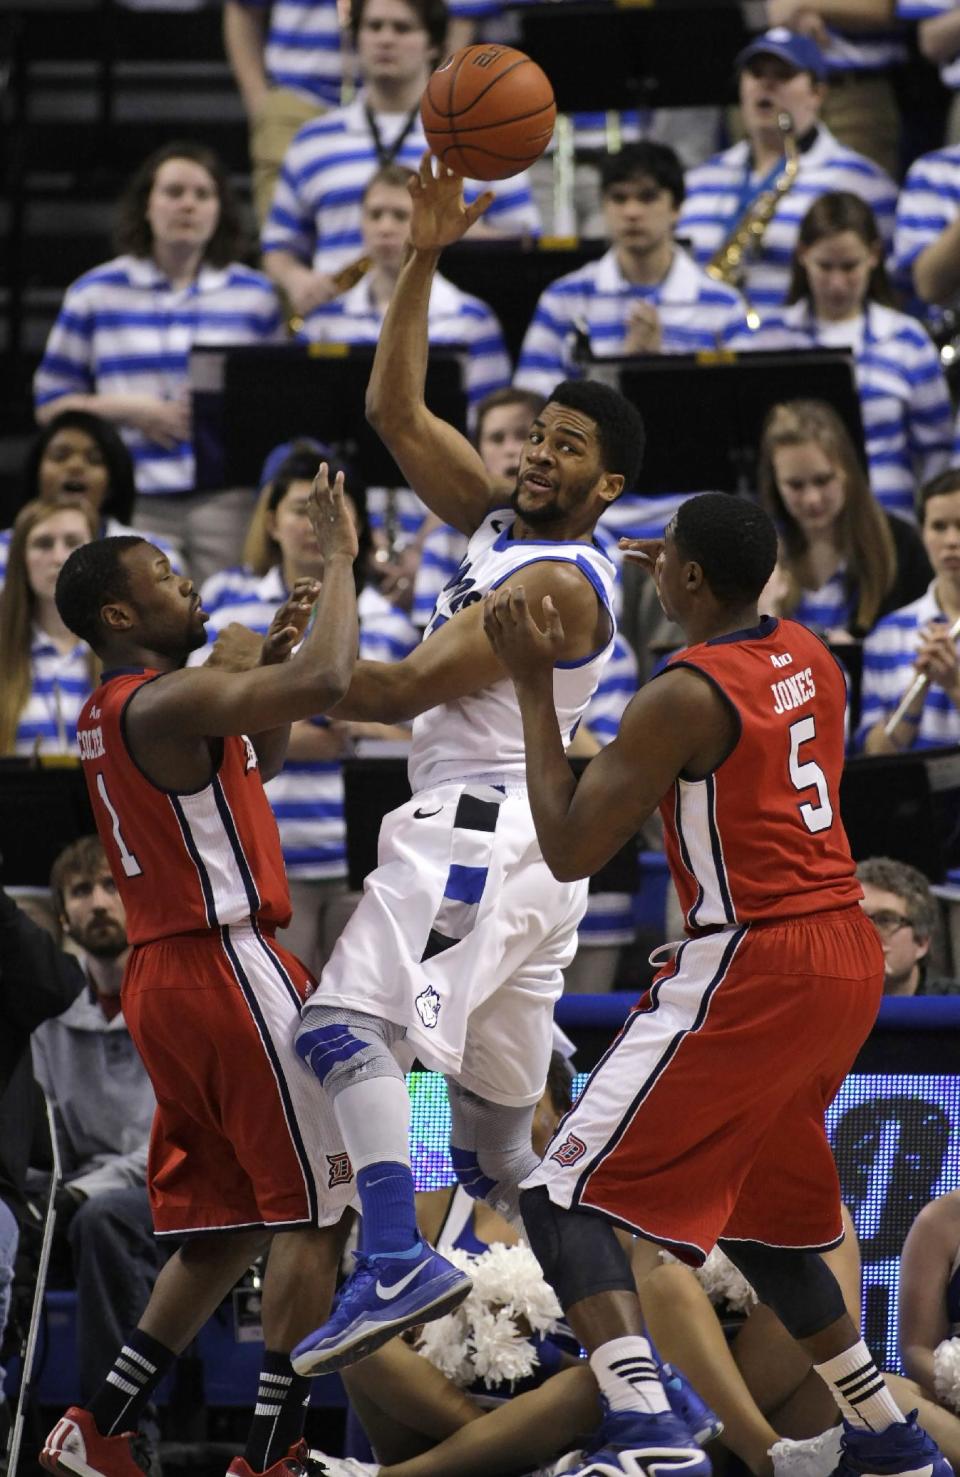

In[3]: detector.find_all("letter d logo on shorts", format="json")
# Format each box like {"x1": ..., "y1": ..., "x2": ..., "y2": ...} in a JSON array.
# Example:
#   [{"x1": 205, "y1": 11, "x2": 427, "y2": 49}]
[{"x1": 551, "y1": 1133, "x2": 586, "y2": 1168}]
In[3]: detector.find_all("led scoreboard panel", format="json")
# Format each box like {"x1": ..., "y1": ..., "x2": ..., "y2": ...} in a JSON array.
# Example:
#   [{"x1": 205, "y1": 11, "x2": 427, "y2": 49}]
[{"x1": 409, "y1": 999, "x2": 960, "y2": 1373}]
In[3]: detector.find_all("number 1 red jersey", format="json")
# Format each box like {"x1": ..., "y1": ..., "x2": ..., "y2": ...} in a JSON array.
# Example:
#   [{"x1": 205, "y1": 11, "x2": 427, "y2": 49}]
[
  {"x1": 658, "y1": 616, "x2": 860, "y2": 931},
  {"x1": 76, "y1": 668, "x2": 292, "y2": 945}
]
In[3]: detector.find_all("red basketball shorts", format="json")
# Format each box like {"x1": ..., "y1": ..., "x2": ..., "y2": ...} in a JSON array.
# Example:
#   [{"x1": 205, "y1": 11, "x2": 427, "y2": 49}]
[
  {"x1": 524, "y1": 905, "x2": 883, "y2": 1263},
  {"x1": 122, "y1": 922, "x2": 355, "y2": 1236}
]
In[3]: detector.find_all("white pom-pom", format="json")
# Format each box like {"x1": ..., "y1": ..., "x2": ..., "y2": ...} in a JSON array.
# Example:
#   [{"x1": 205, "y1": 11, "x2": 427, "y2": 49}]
[
  {"x1": 414, "y1": 1242, "x2": 562, "y2": 1390},
  {"x1": 933, "y1": 1337, "x2": 960, "y2": 1414},
  {"x1": 695, "y1": 1247, "x2": 758, "y2": 1313},
  {"x1": 770, "y1": 1427, "x2": 843, "y2": 1477}
]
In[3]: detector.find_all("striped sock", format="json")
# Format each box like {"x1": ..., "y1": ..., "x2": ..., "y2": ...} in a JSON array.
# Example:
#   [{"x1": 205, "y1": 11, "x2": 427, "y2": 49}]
[
  {"x1": 243, "y1": 1351, "x2": 311, "y2": 1473},
  {"x1": 814, "y1": 1342, "x2": 905, "y2": 1432},
  {"x1": 590, "y1": 1335, "x2": 671, "y2": 1417},
  {"x1": 88, "y1": 1329, "x2": 175, "y2": 1436}
]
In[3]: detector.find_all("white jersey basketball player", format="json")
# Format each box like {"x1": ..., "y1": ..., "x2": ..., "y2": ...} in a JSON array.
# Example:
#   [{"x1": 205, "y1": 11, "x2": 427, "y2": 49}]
[{"x1": 290, "y1": 155, "x2": 647, "y2": 1378}]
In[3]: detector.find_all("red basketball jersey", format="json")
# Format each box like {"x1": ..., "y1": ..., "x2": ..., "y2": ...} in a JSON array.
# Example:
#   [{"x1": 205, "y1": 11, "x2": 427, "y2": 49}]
[
  {"x1": 658, "y1": 616, "x2": 860, "y2": 930},
  {"x1": 76, "y1": 669, "x2": 292, "y2": 945}
]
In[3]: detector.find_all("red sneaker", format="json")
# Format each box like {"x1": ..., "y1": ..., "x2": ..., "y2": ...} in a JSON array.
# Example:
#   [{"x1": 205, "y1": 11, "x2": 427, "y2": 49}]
[
  {"x1": 40, "y1": 1408, "x2": 153, "y2": 1477},
  {"x1": 226, "y1": 1439, "x2": 331, "y2": 1477}
]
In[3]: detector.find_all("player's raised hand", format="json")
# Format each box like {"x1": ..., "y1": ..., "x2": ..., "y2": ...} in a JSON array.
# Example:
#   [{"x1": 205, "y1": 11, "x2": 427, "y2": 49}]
[
  {"x1": 483, "y1": 585, "x2": 565, "y2": 681},
  {"x1": 307, "y1": 464, "x2": 359, "y2": 564},
  {"x1": 619, "y1": 537, "x2": 664, "y2": 571},
  {"x1": 206, "y1": 621, "x2": 265, "y2": 672},
  {"x1": 408, "y1": 152, "x2": 494, "y2": 251},
  {"x1": 261, "y1": 577, "x2": 322, "y2": 666}
]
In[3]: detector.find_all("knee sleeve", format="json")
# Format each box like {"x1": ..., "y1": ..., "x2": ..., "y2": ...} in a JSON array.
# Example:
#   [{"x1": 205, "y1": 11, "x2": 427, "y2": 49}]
[
  {"x1": 717, "y1": 1238, "x2": 847, "y2": 1340},
  {"x1": 447, "y1": 1081, "x2": 539, "y2": 1226},
  {"x1": 295, "y1": 1005, "x2": 405, "y2": 1098},
  {"x1": 520, "y1": 1185, "x2": 635, "y2": 1313}
]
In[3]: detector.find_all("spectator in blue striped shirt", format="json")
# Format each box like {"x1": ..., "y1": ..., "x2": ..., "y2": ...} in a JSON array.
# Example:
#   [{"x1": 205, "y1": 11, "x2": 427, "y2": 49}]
[
  {"x1": 0, "y1": 497, "x2": 98, "y2": 757},
  {"x1": 764, "y1": 0, "x2": 905, "y2": 177},
  {"x1": 857, "y1": 469, "x2": 960, "y2": 753},
  {"x1": 195, "y1": 449, "x2": 418, "y2": 971},
  {"x1": 757, "y1": 400, "x2": 931, "y2": 644},
  {"x1": 262, "y1": 0, "x2": 540, "y2": 318},
  {"x1": 34, "y1": 142, "x2": 283, "y2": 586},
  {"x1": 728, "y1": 192, "x2": 954, "y2": 520},
  {"x1": 0, "y1": 411, "x2": 178, "y2": 590},
  {"x1": 892, "y1": 138, "x2": 960, "y2": 318},
  {"x1": 515, "y1": 142, "x2": 750, "y2": 404},
  {"x1": 301, "y1": 164, "x2": 511, "y2": 415},
  {"x1": 678, "y1": 29, "x2": 897, "y2": 317}
]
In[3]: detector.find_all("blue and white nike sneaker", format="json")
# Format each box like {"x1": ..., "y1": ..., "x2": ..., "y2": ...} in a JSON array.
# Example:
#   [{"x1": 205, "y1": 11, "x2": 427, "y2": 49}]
[
  {"x1": 290, "y1": 1238, "x2": 472, "y2": 1376},
  {"x1": 829, "y1": 1413, "x2": 953, "y2": 1477},
  {"x1": 660, "y1": 1364, "x2": 723, "y2": 1447},
  {"x1": 560, "y1": 1409, "x2": 713, "y2": 1477}
]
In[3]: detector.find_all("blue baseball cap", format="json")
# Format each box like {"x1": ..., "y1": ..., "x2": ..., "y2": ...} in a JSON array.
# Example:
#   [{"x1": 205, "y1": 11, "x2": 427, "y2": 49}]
[
  {"x1": 735, "y1": 27, "x2": 827, "y2": 82},
  {"x1": 258, "y1": 437, "x2": 331, "y2": 492}
]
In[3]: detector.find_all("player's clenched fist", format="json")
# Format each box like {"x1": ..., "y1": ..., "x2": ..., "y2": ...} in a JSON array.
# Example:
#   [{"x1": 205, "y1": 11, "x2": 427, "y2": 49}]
[
  {"x1": 307, "y1": 463, "x2": 360, "y2": 564},
  {"x1": 482, "y1": 584, "x2": 565, "y2": 683}
]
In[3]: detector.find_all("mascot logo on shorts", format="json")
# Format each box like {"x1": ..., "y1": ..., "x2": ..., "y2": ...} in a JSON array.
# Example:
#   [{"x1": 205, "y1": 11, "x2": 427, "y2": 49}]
[
  {"x1": 327, "y1": 1153, "x2": 353, "y2": 1188},
  {"x1": 550, "y1": 1132, "x2": 587, "y2": 1168},
  {"x1": 415, "y1": 984, "x2": 442, "y2": 1029}
]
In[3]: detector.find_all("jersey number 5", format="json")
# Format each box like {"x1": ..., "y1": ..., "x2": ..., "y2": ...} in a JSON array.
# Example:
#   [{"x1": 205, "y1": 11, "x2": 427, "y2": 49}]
[
  {"x1": 788, "y1": 716, "x2": 833, "y2": 834},
  {"x1": 96, "y1": 772, "x2": 143, "y2": 877}
]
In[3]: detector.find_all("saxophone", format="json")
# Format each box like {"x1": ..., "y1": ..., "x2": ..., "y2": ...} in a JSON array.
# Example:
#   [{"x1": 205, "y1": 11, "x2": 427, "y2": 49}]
[{"x1": 707, "y1": 111, "x2": 799, "y2": 321}]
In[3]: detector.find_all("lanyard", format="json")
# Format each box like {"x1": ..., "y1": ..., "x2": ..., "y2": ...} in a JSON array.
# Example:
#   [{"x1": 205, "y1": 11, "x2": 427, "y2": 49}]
[
  {"x1": 720, "y1": 153, "x2": 786, "y2": 238},
  {"x1": 365, "y1": 103, "x2": 420, "y2": 168}
]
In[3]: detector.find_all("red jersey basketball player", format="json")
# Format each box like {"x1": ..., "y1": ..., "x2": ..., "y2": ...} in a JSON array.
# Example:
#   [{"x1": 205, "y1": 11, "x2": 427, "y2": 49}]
[
  {"x1": 40, "y1": 469, "x2": 363, "y2": 1477},
  {"x1": 483, "y1": 492, "x2": 952, "y2": 1477}
]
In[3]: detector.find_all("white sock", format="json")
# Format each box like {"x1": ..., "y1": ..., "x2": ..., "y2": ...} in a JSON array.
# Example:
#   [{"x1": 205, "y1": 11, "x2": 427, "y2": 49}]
[
  {"x1": 813, "y1": 1342, "x2": 904, "y2": 1432},
  {"x1": 331, "y1": 1077, "x2": 412, "y2": 1173},
  {"x1": 590, "y1": 1336, "x2": 671, "y2": 1416}
]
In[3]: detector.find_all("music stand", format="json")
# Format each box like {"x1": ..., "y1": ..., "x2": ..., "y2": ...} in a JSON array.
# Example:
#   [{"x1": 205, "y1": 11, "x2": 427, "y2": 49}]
[
  {"x1": 840, "y1": 747, "x2": 960, "y2": 882},
  {"x1": 0, "y1": 761, "x2": 95, "y2": 888},
  {"x1": 440, "y1": 239, "x2": 607, "y2": 364},
  {"x1": 588, "y1": 348, "x2": 863, "y2": 495},
  {"x1": 191, "y1": 345, "x2": 469, "y2": 492},
  {"x1": 513, "y1": 1, "x2": 750, "y2": 113}
]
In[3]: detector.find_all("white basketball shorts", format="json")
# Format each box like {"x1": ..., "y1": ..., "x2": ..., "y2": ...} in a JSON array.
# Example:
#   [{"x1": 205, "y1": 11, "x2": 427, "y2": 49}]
[{"x1": 310, "y1": 781, "x2": 587, "y2": 1106}]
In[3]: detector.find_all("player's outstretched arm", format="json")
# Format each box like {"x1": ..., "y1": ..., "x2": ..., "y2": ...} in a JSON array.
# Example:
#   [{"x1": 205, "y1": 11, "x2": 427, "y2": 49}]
[
  {"x1": 329, "y1": 560, "x2": 603, "y2": 723},
  {"x1": 128, "y1": 469, "x2": 360, "y2": 743},
  {"x1": 483, "y1": 586, "x2": 730, "y2": 880},
  {"x1": 365, "y1": 154, "x2": 498, "y2": 538}
]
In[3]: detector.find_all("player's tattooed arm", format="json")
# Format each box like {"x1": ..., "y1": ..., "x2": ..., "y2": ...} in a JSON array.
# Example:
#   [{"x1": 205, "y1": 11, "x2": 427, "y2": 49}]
[
  {"x1": 483, "y1": 585, "x2": 733, "y2": 880},
  {"x1": 365, "y1": 154, "x2": 498, "y2": 539}
]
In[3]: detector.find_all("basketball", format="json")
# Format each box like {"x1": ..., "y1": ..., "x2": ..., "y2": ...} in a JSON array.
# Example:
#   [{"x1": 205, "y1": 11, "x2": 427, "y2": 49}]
[{"x1": 420, "y1": 44, "x2": 556, "y2": 182}]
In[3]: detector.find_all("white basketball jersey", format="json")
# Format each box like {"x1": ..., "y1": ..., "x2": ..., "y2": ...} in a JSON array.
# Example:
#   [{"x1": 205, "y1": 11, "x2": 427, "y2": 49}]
[{"x1": 408, "y1": 507, "x2": 618, "y2": 794}]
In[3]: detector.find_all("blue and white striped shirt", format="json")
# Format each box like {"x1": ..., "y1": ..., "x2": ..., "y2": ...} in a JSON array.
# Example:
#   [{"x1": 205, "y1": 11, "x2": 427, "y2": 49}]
[
  {"x1": 818, "y1": 27, "x2": 907, "y2": 72},
  {"x1": 34, "y1": 255, "x2": 282, "y2": 497},
  {"x1": 726, "y1": 302, "x2": 953, "y2": 518},
  {"x1": 856, "y1": 582, "x2": 960, "y2": 750},
  {"x1": 262, "y1": 94, "x2": 541, "y2": 274},
  {"x1": 232, "y1": 0, "x2": 492, "y2": 107},
  {"x1": 15, "y1": 631, "x2": 93, "y2": 756},
  {"x1": 196, "y1": 566, "x2": 418, "y2": 877},
  {"x1": 514, "y1": 247, "x2": 749, "y2": 401},
  {"x1": 677, "y1": 126, "x2": 898, "y2": 313},
  {"x1": 413, "y1": 524, "x2": 470, "y2": 629},
  {"x1": 892, "y1": 144, "x2": 960, "y2": 313},
  {"x1": 301, "y1": 272, "x2": 511, "y2": 414},
  {"x1": 791, "y1": 565, "x2": 854, "y2": 635}
]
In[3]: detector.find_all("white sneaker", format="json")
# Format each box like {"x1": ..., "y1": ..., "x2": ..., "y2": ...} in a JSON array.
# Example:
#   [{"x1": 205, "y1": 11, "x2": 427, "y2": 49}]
[
  {"x1": 771, "y1": 1427, "x2": 843, "y2": 1477},
  {"x1": 306, "y1": 1454, "x2": 378, "y2": 1476}
]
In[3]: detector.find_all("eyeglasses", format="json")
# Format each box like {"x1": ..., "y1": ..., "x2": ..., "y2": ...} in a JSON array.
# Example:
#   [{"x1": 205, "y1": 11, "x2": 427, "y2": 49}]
[{"x1": 862, "y1": 909, "x2": 913, "y2": 940}]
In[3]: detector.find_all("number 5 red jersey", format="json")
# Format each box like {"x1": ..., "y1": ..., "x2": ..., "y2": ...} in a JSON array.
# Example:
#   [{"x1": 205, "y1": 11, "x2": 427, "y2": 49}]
[
  {"x1": 75, "y1": 668, "x2": 292, "y2": 945},
  {"x1": 658, "y1": 616, "x2": 861, "y2": 931}
]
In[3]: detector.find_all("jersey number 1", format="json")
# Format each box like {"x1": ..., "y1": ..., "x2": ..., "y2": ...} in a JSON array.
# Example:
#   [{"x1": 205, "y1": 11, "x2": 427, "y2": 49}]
[
  {"x1": 96, "y1": 772, "x2": 143, "y2": 877},
  {"x1": 788, "y1": 716, "x2": 833, "y2": 834}
]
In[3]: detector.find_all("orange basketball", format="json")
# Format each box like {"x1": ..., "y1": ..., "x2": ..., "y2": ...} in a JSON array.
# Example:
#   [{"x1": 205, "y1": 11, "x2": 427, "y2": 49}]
[{"x1": 420, "y1": 44, "x2": 556, "y2": 181}]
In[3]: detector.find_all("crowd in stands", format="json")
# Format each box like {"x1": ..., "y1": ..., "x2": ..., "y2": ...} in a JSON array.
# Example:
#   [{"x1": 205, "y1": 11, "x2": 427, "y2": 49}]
[{"x1": 8, "y1": 0, "x2": 960, "y2": 1467}]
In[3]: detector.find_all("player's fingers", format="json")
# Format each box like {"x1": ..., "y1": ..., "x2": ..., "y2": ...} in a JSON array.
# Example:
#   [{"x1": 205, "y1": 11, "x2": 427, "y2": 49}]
[
  {"x1": 542, "y1": 595, "x2": 565, "y2": 639},
  {"x1": 465, "y1": 190, "x2": 495, "y2": 225},
  {"x1": 482, "y1": 590, "x2": 504, "y2": 637},
  {"x1": 418, "y1": 150, "x2": 433, "y2": 184}
]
